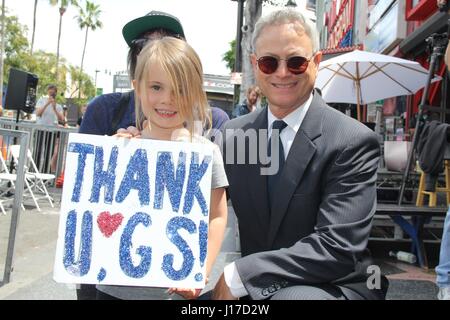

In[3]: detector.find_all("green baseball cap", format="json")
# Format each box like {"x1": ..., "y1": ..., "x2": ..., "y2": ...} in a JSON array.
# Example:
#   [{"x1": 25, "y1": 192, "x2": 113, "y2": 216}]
[{"x1": 122, "y1": 11, "x2": 185, "y2": 47}]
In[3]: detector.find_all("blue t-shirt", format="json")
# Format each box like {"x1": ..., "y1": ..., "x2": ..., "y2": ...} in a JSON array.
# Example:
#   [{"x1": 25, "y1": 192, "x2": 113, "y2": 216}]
[
  {"x1": 79, "y1": 92, "x2": 135, "y2": 135},
  {"x1": 79, "y1": 92, "x2": 230, "y2": 135}
]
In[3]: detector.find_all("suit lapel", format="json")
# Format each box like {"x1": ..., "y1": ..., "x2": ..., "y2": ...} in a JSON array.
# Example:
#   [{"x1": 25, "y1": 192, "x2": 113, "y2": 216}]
[
  {"x1": 267, "y1": 94, "x2": 324, "y2": 247},
  {"x1": 247, "y1": 109, "x2": 271, "y2": 232}
]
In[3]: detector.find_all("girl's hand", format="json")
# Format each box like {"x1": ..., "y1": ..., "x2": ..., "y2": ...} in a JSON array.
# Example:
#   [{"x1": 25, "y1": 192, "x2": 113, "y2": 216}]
[
  {"x1": 167, "y1": 287, "x2": 202, "y2": 300},
  {"x1": 114, "y1": 126, "x2": 142, "y2": 138},
  {"x1": 167, "y1": 278, "x2": 207, "y2": 299}
]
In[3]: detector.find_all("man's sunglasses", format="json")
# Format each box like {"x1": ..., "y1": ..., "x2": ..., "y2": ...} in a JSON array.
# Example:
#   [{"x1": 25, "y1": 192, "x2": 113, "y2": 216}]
[{"x1": 256, "y1": 55, "x2": 313, "y2": 75}]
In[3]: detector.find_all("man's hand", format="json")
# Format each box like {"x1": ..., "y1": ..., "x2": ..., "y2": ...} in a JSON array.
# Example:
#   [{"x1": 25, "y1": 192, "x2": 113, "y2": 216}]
[
  {"x1": 49, "y1": 96, "x2": 56, "y2": 107},
  {"x1": 212, "y1": 274, "x2": 238, "y2": 300}
]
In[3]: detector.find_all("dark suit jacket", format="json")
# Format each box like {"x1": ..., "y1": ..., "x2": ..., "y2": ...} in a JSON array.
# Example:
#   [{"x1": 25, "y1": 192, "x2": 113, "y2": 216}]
[{"x1": 222, "y1": 92, "x2": 387, "y2": 300}]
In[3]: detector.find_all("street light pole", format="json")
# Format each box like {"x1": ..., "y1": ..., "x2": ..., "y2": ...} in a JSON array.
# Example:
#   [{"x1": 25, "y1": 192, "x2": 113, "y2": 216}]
[
  {"x1": 231, "y1": 0, "x2": 245, "y2": 109},
  {"x1": 0, "y1": 0, "x2": 6, "y2": 114},
  {"x1": 234, "y1": 0, "x2": 244, "y2": 73},
  {"x1": 94, "y1": 69, "x2": 100, "y2": 88}
]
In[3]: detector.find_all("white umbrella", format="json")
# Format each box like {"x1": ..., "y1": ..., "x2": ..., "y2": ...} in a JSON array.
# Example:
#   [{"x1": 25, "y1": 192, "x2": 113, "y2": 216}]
[{"x1": 315, "y1": 50, "x2": 440, "y2": 121}]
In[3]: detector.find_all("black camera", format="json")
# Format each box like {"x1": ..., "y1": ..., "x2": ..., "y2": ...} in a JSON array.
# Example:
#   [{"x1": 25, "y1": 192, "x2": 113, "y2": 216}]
[
  {"x1": 439, "y1": 0, "x2": 450, "y2": 12},
  {"x1": 50, "y1": 93, "x2": 57, "y2": 98}
]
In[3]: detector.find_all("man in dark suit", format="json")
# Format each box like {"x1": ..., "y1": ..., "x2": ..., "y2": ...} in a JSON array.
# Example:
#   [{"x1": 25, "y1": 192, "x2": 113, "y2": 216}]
[{"x1": 212, "y1": 8, "x2": 387, "y2": 300}]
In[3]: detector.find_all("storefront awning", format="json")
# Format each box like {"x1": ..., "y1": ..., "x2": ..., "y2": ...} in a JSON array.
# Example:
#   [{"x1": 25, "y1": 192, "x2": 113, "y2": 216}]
[{"x1": 321, "y1": 45, "x2": 363, "y2": 61}]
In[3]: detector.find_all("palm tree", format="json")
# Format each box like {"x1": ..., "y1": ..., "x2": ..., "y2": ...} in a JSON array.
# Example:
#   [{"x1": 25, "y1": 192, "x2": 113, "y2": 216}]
[
  {"x1": 75, "y1": 0, "x2": 101, "y2": 99},
  {"x1": 49, "y1": 0, "x2": 77, "y2": 82},
  {"x1": 30, "y1": 0, "x2": 38, "y2": 54}
]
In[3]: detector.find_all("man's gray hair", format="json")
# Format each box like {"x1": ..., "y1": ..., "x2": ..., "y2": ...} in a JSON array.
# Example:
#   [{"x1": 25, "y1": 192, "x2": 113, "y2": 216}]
[{"x1": 252, "y1": 8, "x2": 319, "y2": 54}]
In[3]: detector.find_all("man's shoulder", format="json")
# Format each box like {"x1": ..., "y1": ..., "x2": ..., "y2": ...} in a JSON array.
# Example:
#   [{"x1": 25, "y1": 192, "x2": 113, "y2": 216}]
[
  {"x1": 306, "y1": 95, "x2": 378, "y2": 144},
  {"x1": 318, "y1": 104, "x2": 378, "y2": 145},
  {"x1": 313, "y1": 97, "x2": 372, "y2": 130}
]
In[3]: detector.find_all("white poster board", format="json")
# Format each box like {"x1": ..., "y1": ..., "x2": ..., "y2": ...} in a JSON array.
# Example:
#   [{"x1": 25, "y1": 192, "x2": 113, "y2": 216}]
[{"x1": 54, "y1": 133, "x2": 213, "y2": 289}]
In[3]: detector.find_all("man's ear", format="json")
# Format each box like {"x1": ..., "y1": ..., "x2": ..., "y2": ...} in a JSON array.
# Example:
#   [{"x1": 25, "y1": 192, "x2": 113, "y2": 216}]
[{"x1": 314, "y1": 51, "x2": 323, "y2": 66}]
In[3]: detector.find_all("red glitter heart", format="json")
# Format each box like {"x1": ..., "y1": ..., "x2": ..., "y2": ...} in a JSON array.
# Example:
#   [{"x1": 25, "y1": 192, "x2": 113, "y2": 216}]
[{"x1": 97, "y1": 211, "x2": 124, "y2": 238}]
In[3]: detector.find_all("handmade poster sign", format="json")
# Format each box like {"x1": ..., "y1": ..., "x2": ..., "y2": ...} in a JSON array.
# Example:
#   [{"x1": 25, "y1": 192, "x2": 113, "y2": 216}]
[{"x1": 53, "y1": 133, "x2": 213, "y2": 289}]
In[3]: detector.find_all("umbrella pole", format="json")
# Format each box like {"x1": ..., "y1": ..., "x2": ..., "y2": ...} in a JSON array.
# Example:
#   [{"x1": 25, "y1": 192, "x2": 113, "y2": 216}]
[
  {"x1": 356, "y1": 75, "x2": 362, "y2": 122},
  {"x1": 397, "y1": 36, "x2": 446, "y2": 205}
]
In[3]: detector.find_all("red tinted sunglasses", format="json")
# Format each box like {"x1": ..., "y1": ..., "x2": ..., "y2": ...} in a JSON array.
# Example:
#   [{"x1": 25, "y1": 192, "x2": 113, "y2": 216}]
[{"x1": 257, "y1": 55, "x2": 313, "y2": 75}]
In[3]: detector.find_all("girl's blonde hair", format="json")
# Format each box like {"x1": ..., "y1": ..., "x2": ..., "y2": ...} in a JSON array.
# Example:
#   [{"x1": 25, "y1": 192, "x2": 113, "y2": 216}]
[{"x1": 134, "y1": 37, "x2": 210, "y2": 136}]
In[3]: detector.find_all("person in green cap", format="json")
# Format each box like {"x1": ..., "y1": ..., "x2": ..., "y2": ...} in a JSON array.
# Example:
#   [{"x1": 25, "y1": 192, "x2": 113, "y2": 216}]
[
  {"x1": 79, "y1": 10, "x2": 229, "y2": 137},
  {"x1": 77, "y1": 10, "x2": 230, "y2": 300}
]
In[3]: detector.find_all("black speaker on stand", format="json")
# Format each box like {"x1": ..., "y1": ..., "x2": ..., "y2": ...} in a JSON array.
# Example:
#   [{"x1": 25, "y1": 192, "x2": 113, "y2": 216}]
[
  {"x1": 4, "y1": 68, "x2": 39, "y2": 123},
  {"x1": 4, "y1": 68, "x2": 39, "y2": 177}
]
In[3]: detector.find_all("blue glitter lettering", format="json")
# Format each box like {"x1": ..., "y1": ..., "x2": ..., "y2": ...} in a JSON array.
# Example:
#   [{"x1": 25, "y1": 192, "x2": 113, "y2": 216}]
[
  {"x1": 154, "y1": 152, "x2": 186, "y2": 213},
  {"x1": 97, "y1": 268, "x2": 107, "y2": 282},
  {"x1": 183, "y1": 152, "x2": 211, "y2": 215},
  {"x1": 119, "y1": 212, "x2": 152, "y2": 278},
  {"x1": 199, "y1": 220, "x2": 208, "y2": 268},
  {"x1": 63, "y1": 210, "x2": 92, "y2": 277},
  {"x1": 68, "y1": 143, "x2": 94, "y2": 202},
  {"x1": 162, "y1": 216, "x2": 196, "y2": 281},
  {"x1": 90, "y1": 146, "x2": 118, "y2": 204},
  {"x1": 115, "y1": 149, "x2": 150, "y2": 206}
]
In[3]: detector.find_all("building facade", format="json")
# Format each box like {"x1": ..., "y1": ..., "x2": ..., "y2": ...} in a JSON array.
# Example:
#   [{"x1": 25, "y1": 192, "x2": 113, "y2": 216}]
[{"x1": 317, "y1": 0, "x2": 448, "y2": 133}]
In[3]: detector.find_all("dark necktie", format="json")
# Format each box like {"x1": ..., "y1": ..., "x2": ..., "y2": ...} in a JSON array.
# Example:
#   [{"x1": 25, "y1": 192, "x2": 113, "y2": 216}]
[{"x1": 267, "y1": 120, "x2": 288, "y2": 206}]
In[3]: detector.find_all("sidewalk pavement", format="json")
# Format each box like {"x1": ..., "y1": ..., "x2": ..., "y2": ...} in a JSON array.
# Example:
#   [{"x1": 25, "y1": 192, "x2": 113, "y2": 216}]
[{"x1": 0, "y1": 188, "x2": 441, "y2": 300}]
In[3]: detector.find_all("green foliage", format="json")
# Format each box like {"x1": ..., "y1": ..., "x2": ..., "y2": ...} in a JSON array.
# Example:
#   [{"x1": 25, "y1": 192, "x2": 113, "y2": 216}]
[
  {"x1": 49, "y1": 0, "x2": 78, "y2": 10},
  {"x1": 75, "y1": 0, "x2": 102, "y2": 98},
  {"x1": 2, "y1": 15, "x2": 29, "y2": 71},
  {"x1": 2, "y1": 8, "x2": 95, "y2": 109},
  {"x1": 222, "y1": 39, "x2": 236, "y2": 72},
  {"x1": 68, "y1": 65, "x2": 95, "y2": 104},
  {"x1": 222, "y1": 0, "x2": 290, "y2": 72},
  {"x1": 75, "y1": 1, "x2": 102, "y2": 31},
  {"x1": 24, "y1": 50, "x2": 69, "y2": 100}
]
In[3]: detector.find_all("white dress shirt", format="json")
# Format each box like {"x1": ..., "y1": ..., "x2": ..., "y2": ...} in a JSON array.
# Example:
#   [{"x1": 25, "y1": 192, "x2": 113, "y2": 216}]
[{"x1": 224, "y1": 93, "x2": 314, "y2": 298}]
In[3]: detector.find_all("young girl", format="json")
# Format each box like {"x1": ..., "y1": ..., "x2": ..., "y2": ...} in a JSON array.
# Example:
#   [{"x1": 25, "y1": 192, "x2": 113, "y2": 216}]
[{"x1": 96, "y1": 37, "x2": 228, "y2": 300}]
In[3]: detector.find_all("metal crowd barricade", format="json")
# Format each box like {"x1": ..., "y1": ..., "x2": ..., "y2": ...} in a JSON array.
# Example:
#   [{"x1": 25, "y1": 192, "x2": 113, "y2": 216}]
[
  {"x1": 0, "y1": 119, "x2": 78, "y2": 186},
  {"x1": 0, "y1": 128, "x2": 29, "y2": 287}
]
